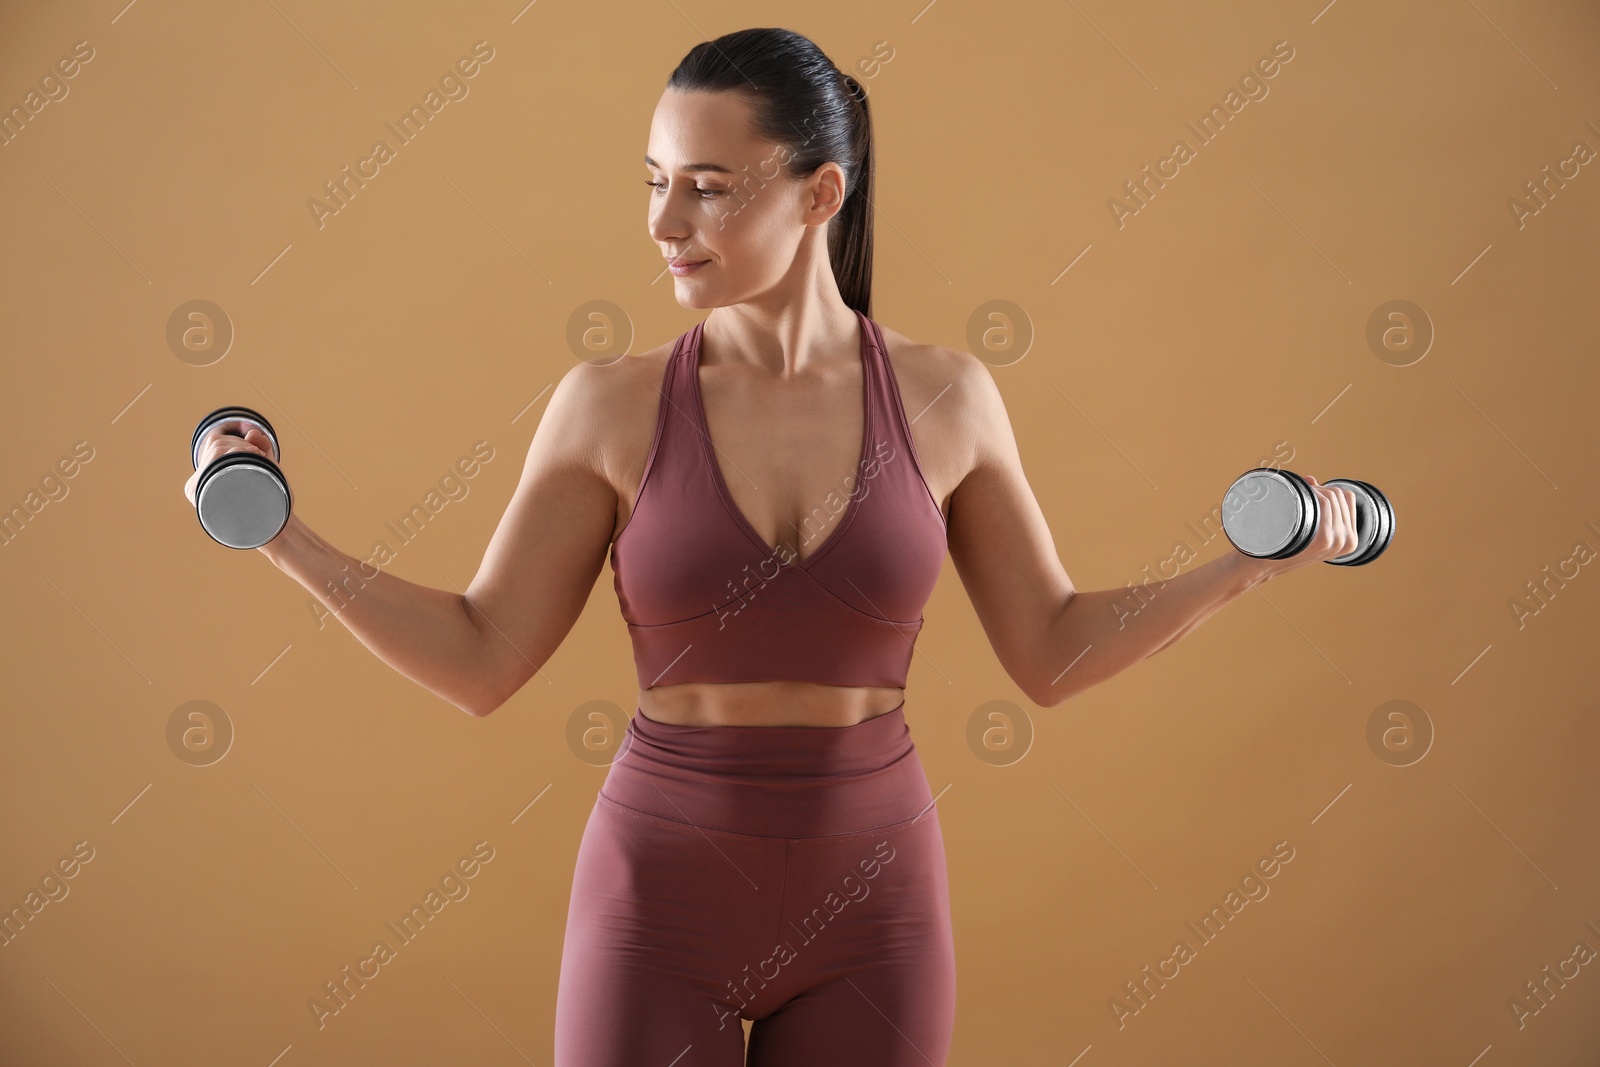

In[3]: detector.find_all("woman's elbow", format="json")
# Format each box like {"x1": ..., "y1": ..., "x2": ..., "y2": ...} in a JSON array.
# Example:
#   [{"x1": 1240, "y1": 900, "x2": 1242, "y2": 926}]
[
  {"x1": 462, "y1": 683, "x2": 510, "y2": 718},
  {"x1": 1029, "y1": 680, "x2": 1074, "y2": 709}
]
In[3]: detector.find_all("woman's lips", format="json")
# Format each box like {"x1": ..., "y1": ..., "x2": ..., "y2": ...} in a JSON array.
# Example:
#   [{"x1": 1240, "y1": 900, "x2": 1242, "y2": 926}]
[{"x1": 668, "y1": 259, "x2": 708, "y2": 276}]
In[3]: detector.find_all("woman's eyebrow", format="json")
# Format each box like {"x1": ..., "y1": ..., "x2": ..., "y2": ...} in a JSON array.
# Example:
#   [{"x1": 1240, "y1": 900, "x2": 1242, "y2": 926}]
[{"x1": 643, "y1": 154, "x2": 736, "y2": 174}]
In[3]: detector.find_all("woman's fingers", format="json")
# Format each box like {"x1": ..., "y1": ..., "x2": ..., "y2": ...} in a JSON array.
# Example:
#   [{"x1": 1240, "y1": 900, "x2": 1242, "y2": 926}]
[
  {"x1": 1315, "y1": 479, "x2": 1359, "y2": 562},
  {"x1": 1340, "y1": 487, "x2": 1359, "y2": 556},
  {"x1": 202, "y1": 426, "x2": 269, "y2": 464},
  {"x1": 186, "y1": 425, "x2": 274, "y2": 505}
]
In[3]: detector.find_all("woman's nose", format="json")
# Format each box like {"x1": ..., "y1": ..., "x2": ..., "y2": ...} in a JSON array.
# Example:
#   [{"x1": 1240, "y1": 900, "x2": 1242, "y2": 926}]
[{"x1": 647, "y1": 208, "x2": 688, "y2": 244}]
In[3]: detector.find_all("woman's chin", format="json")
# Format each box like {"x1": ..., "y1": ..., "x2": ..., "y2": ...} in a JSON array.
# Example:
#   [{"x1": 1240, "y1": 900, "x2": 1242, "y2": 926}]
[{"x1": 673, "y1": 289, "x2": 720, "y2": 311}]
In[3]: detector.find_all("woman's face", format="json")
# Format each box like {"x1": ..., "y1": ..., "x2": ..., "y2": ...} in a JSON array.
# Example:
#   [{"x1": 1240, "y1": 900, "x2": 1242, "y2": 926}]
[{"x1": 645, "y1": 87, "x2": 845, "y2": 309}]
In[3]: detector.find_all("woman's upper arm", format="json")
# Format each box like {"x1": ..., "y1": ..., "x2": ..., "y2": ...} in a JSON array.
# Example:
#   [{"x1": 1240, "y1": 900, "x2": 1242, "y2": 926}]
[
  {"x1": 462, "y1": 360, "x2": 624, "y2": 713},
  {"x1": 944, "y1": 352, "x2": 1077, "y2": 704}
]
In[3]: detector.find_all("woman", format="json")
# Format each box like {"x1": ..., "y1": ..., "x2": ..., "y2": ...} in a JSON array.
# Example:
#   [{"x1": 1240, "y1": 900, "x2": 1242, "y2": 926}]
[{"x1": 186, "y1": 26, "x2": 1358, "y2": 1067}]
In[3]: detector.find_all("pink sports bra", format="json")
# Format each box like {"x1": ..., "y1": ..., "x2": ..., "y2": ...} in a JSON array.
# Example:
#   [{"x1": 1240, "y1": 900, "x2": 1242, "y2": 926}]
[{"x1": 610, "y1": 309, "x2": 947, "y2": 690}]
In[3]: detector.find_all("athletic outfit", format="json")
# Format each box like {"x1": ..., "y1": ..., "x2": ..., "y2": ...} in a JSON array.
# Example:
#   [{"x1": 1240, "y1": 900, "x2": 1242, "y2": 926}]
[{"x1": 554, "y1": 310, "x2": 953, "y2": 1065}]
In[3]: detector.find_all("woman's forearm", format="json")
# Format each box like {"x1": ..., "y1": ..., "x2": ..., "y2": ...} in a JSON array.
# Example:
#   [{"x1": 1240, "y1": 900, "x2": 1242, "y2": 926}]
[
  {"x1": 1034, "y1": 551, "x2": 1275, "y2": 706},
  {"x1": 258, "y1": 513, "x2": 497, "y2": 716}
]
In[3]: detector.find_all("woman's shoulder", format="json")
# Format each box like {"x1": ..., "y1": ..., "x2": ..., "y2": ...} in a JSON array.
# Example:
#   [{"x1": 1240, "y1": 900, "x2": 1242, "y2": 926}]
[
  {"x1": 548, "y1": 334, "x2": 681, "y2": 498},
  {"x1": 879, "y1": 316, "x2": 988, "y2": 366},
  {"x1": 875, "y1": 320, "x2": 996, "y2": 416},
  {"x1": 560, "y1": 333, "x2": 678, "y2": 417},
  {"x1": 873, "y1": 319, "x2": 1016, "y2": 493}
]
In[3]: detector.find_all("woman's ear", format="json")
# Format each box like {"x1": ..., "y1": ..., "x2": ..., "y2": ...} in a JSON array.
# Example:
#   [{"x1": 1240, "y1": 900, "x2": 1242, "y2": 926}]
[{"x1": 805, "y1": 161, "x2": 848, "y2": 224}]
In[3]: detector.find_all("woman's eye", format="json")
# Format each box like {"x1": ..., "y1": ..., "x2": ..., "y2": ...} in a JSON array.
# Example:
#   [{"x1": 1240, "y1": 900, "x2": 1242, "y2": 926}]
[{"x1": 644, "y1": 180, "x2": 721, "y2": 199}]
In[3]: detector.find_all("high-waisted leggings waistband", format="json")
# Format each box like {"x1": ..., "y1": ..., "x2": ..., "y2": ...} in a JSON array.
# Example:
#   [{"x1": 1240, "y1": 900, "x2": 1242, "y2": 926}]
[{"x1": 598, "y1": 699, "x2": 935, "y2": 839}]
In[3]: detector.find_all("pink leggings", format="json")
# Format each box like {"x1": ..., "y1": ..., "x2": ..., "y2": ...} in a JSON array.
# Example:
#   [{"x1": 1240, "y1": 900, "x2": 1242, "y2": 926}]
[{"x1": 554, "y1": 700, "x2": 956, "y2": 1066}]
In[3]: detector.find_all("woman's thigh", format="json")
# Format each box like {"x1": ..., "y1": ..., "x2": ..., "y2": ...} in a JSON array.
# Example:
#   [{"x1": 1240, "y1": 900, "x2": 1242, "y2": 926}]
[
  {"x1": 745, "y1": 808, "x2": 956, "y2": 1067},
  {"x1": 554, "y1": 793, "x2": 787, "y2": 1067}
]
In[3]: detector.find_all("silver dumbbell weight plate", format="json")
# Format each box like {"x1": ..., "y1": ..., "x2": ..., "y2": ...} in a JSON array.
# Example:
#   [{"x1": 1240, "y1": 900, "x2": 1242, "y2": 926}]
[{"x1": 1221, "y1": 468, "x2": 1318, "y2": 560}]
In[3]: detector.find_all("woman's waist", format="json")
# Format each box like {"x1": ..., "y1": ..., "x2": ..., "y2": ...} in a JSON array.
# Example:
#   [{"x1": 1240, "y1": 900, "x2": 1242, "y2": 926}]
[
  {"x1": 636, "y1": 683, "x2": 907, "y2": 728},
  {"x1": 597, "y1": 702, "x2": 934, "y2": 838}
]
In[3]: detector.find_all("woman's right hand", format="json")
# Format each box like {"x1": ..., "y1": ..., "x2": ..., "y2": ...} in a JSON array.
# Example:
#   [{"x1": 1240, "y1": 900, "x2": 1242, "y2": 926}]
[
  {"x1": 183, "y1": 421, "x2": 278, "y2": 507},
  {"x1": 1253, "y1": 474, "x2": 1361, "y2": 580}
]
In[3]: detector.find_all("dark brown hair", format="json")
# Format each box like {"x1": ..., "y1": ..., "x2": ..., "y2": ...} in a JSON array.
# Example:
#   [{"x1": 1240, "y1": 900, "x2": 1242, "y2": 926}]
[{"x1": 667, "y1": 28, "x2": 875, "y2": 318}]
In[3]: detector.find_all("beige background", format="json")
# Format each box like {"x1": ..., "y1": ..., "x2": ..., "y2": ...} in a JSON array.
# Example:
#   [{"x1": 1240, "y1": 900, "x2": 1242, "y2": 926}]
[{"x1": 4, "y1": 0, "x2": 1600, "y2": 1063}]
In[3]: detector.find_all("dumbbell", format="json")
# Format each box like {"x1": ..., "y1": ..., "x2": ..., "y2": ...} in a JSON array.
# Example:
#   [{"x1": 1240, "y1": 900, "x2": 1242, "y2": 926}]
[
  {"x1": 1221, "y1": 468, "x2": 1394, "y2": 566},
  {"x1": 190, "y1": 405, "x2": 292, "y2": 549}
]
